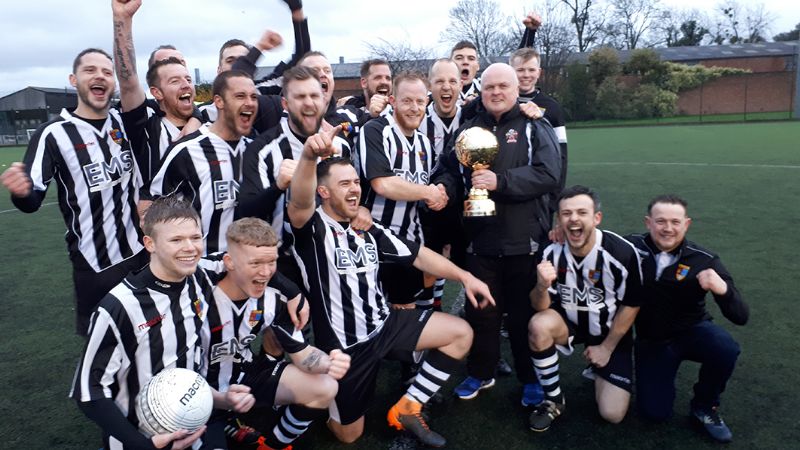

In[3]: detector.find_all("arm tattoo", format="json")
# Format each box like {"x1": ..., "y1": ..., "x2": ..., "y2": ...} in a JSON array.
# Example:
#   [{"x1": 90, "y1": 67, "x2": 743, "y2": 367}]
[
  {"x1": 113, "y1": 20, "x2": 134, "y2": 81},
  {"x1": 300, "y1": 349, "x2": 324, "y2": 372}
]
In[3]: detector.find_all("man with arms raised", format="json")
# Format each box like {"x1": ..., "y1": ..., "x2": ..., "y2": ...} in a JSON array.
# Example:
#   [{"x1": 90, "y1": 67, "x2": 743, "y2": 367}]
[
  {"x1": 287, "y1": 127, "x2": 494, "y2": 446},
  {"x1": 357, "y1": 71, "x2": 447, "y2": 311},
  {"x1": 201, "y1": 217, "x2": 350, "y2": 449},
  {"x1": 150, "y1": 71, "x2": 257, "y2": 254},
  {"x1": 71, "y1": 197, "x2": 251, "y2": 450},
  {"x1": 433, "y1": 63, "x2": 561, "y2": 406},
  {"x1": 0, "y1": 48, "x2": 147, "y2": 336},
  {"x1": 628, "y1": 195, "x2": 748, "y2": 442},
  {"x1": 202, "y1": 0, "x2": 309, "y2": 124},
  {"x1": 112, "y1": 0, "x2": 201, "y2": 192},
  {"x1": 527, "y1": 186, "x2": 642, "y2": 431}
]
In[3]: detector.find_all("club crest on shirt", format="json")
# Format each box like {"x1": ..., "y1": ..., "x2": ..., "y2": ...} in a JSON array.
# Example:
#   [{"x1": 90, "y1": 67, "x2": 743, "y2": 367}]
[
  {"x1": 505, "y1": 128, "x2": 518, "y2": 144},
  {"x1": 676, "y1": 264, "x2": 690, "y2": 281},
  {"x1": 248, "y1": 310, "x2": 263, "y2": 328},
  {"x1": 110, "y1": 128, "x2": 124, "y2": 144},
  {"x1": 589, "y1": 269, "x2": 601, "y2": 284},
  {"x1": 193, "y1": 299, "x2": 204, "y2": 318}
]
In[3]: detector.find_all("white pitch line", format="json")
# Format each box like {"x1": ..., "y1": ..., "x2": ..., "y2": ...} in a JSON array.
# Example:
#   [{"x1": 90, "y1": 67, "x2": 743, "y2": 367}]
[
  {"x1": 0, "y1": 201, "x2": 57, "y2": 214},
  {"x1": 573, "y1": 162, "x2": 800, "y2": 169}
]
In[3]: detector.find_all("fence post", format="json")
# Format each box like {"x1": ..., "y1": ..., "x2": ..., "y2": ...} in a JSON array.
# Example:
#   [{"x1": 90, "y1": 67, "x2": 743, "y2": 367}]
[
  {"x1": 699, "y1": 81, "x2": 704, "y2": 123},
  {"x1": 793, "y1": 43, "x2": 800, "y2": 120},
  {"x1": 743, "y1": 75, "x2": 748, "y2": 121}
]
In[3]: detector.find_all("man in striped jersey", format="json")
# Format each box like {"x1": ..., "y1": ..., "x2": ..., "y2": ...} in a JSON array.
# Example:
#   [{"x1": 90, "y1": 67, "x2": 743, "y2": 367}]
[
  {"x1": 112, "y1": 0, "x2": 202, "y2": 195},
  {"x1": 150, "y1": 70, "x2": 258, "y2": 255},
  {"x1": 342, "y1": 59, "x2": 393, "y2": 118},
  {"x1": 200, "y1": 218, "x2": 350, "y2": 449},
  {"x1": 527, "y1": 185, "x2": 642, "y2": 431},
  {"x1": 297, "y1": 51, "x2": 367, "y2": 132},
  {"x1": 357, "y1": 72, "x2": 448, "y2": 310},
  {"x1": 418, "y1": 58, "x2": 467, "y2": 310},
  {"x1": 1, "y1": 48, "x2": 147, "y2": 336},
  {"x1": 287, "y1": 128, "x2": 494, "y2": 447},
  {"x1": 71, "y1": 197, "x2": 252, "y2": 450},
  {"x1": 239, "y1": 66, "x2": 355, "y2": 285}
]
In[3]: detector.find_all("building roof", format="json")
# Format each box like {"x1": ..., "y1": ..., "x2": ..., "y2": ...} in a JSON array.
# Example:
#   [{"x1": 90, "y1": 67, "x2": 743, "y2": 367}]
[
  {"x1": 562, "y1": 40, "x2": 799, "y2": 65},
  {"x1": 27, "y1": 86, "x2": 78, "y2": 94},
  {"x1": 0, "y1": 86, "x2": 77, "y2": 102},
  {"x1": 255, "y1": 41, "x2": 799, "y2": 80}
]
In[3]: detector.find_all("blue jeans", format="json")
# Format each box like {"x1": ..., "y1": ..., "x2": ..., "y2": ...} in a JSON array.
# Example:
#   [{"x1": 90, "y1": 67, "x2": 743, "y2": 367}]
[{"x1": 635, "y1": 320, "x2": 741, "y2": 421}]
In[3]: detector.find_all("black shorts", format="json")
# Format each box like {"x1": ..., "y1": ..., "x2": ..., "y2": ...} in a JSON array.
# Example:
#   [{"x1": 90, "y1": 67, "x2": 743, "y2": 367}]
[
  {"x1": 379, "y1": 262, "x2": 424, "y2": 305},
  {"x1": 330, "y1": 308, "x2": 434, "y2": 425},
  {"x1": 72, "y1": 250, "x2": 149, "y2": 336},
  {"x1": 239, "y1": 354, "x2": 289, "y2": 408},
  {"x1": 552, "y1": 307, "x2": 634, "y2": 392}
]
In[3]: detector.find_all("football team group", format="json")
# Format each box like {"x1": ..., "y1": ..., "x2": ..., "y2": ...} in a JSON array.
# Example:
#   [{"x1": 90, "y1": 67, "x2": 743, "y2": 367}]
[{"x1": 0, "y1": 0, "x2": 749, "y2": 448}]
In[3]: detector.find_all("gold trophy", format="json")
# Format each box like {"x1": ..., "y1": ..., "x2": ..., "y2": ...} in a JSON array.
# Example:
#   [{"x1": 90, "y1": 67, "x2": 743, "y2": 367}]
[{"x1": 455, "y1": 127, "x2": 500, "y2": 217}]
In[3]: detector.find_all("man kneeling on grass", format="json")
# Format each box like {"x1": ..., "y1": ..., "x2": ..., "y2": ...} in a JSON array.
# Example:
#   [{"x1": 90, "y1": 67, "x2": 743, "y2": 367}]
[
  {"x1": 527, "y1": 185, "x2": 642, "y2": 431},
  {"x1": 627, "y1": 195, "x2": 748, "y2": 443},
  {"x1": 286, "y1": 124, "x2": 495, "y2": 447}
]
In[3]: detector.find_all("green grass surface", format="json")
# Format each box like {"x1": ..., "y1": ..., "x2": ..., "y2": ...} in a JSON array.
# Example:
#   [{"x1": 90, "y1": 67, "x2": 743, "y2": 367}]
[
  {"x1": 2, "y1": 121, "x2": 800, "y2": 449},
  {"x1": 570, "y1": 111, "x2": 794, "y2": 128}
]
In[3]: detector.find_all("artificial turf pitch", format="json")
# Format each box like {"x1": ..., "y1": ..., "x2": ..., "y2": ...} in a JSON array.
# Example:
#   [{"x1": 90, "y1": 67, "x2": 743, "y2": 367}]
[{"x1": 1, "y1": 120, "x2": 798, "y2": 449}]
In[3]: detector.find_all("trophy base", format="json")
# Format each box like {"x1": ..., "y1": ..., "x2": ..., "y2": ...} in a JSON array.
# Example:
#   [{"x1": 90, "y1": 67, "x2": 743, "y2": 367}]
[{"x1": 464, "y1": 198, "x2": 496, "y2": 217}]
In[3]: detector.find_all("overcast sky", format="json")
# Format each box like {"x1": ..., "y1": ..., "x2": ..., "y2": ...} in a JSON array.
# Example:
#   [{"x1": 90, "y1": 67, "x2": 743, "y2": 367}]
[{"x1": 0, "y1": 0, "x2": 797, "y2": 98}]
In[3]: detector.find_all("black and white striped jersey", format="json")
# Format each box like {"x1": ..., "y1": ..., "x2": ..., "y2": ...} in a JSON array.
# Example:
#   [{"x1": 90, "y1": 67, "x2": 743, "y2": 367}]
[
  {"x1": 200, "y1": 270, "x2": 306, "y2": 393},
  {"x1": 357, "y1": 114, "x2": 434, "y2": 243},
  {"x1": 543, "y1": 229, "x2": 643, "y2": 338},
  {"x1": 120, "y1": 101, "x2": 182, "y2": 190},
  {"x1": 418, "y1": 103, "x2": 462, "y2": 168},
  {"x1": 16, "y1": 108, "x2": 143, "y2": 272},
  {"x1": 70, "y1": 265, "x2": 213, "y2": 449},
  {"x1": 198, "y1": 101, "x2": 218, "y2": 123},
  {"x1": 288, "y1": 208, "x2": 420, "y2": 351},
  {"x1": 150, "y1": 124, "x2": 249, "y2": 254},
  {"x1": 459, "y1": 78, "x2": 481, "y2": 105},
  {"x1": 239, "y1": 117, "x2": 352, "y2": 240}
]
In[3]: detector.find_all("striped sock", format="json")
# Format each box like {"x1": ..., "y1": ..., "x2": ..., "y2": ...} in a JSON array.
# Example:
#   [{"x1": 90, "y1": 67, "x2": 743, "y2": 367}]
[
  {"x1": 405, "y1": 349, "x2": 458, "y2": 404},
  {"x1": 264, "y1": 404, "x2": 326, "y2": 448},
  {"x1": 531, "y1": 347, "x2": 563, "y2": 404},
  {"x1": 433, "y1": 279, "x2": 445, "y2": 311},
  {"x1": 415, "y1": 286, "x2": 434, "y2": 310}
]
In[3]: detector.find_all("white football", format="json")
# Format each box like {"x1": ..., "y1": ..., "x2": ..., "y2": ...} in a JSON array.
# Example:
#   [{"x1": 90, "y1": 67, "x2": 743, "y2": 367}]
[{"x1": 136, "y1": 368, "x2": 213, "y2": 436}]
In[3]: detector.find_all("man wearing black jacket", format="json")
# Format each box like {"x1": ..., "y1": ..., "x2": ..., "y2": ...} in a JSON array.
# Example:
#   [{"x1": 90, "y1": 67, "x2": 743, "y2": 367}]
[
  {"x1": 432, "y1": 63, "x2": 561, "y2": 405},
  {"x1": 628, "y1": 195, "x2": 749, "y2": 443}
]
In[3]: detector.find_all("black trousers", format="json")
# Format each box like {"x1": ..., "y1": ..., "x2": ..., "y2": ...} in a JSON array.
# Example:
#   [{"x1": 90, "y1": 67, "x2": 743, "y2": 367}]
[{"x1": 464, "y1": 254, "x2": 537, "y2": 383}]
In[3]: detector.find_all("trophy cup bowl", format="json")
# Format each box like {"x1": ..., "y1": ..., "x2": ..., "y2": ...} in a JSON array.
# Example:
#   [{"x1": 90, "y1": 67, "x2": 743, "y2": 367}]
[{"x1": 455, "y1": 127, "x2": 500, "y2": 217}]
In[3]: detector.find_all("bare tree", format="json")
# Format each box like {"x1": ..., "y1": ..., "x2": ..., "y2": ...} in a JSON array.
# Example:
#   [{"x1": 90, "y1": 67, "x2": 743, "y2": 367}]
[
  {"x1": 608, "y1": 0, "x2": 666, "y2": 49},
  {"x1": 363, "y1": 38, "x2": 433, "y2": 74},
  {"x1": 440, "y1": 0, "x2": 519, "y2": 57},
  {"x1": 559, "y1": 0, "x2": 609, "y2": 52},
  {"x1": 533, "y1": 0, "x2": 575, "y2": 68},
  {"x1": 710, "y1": 1, "x2": 774, "y2": 44},
  {"x1": 742, "y1": 3, "x2": 775, "y2": 43},
  {"x1": 658, "y1": 8, "x2": 711, "y2": 47}
]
